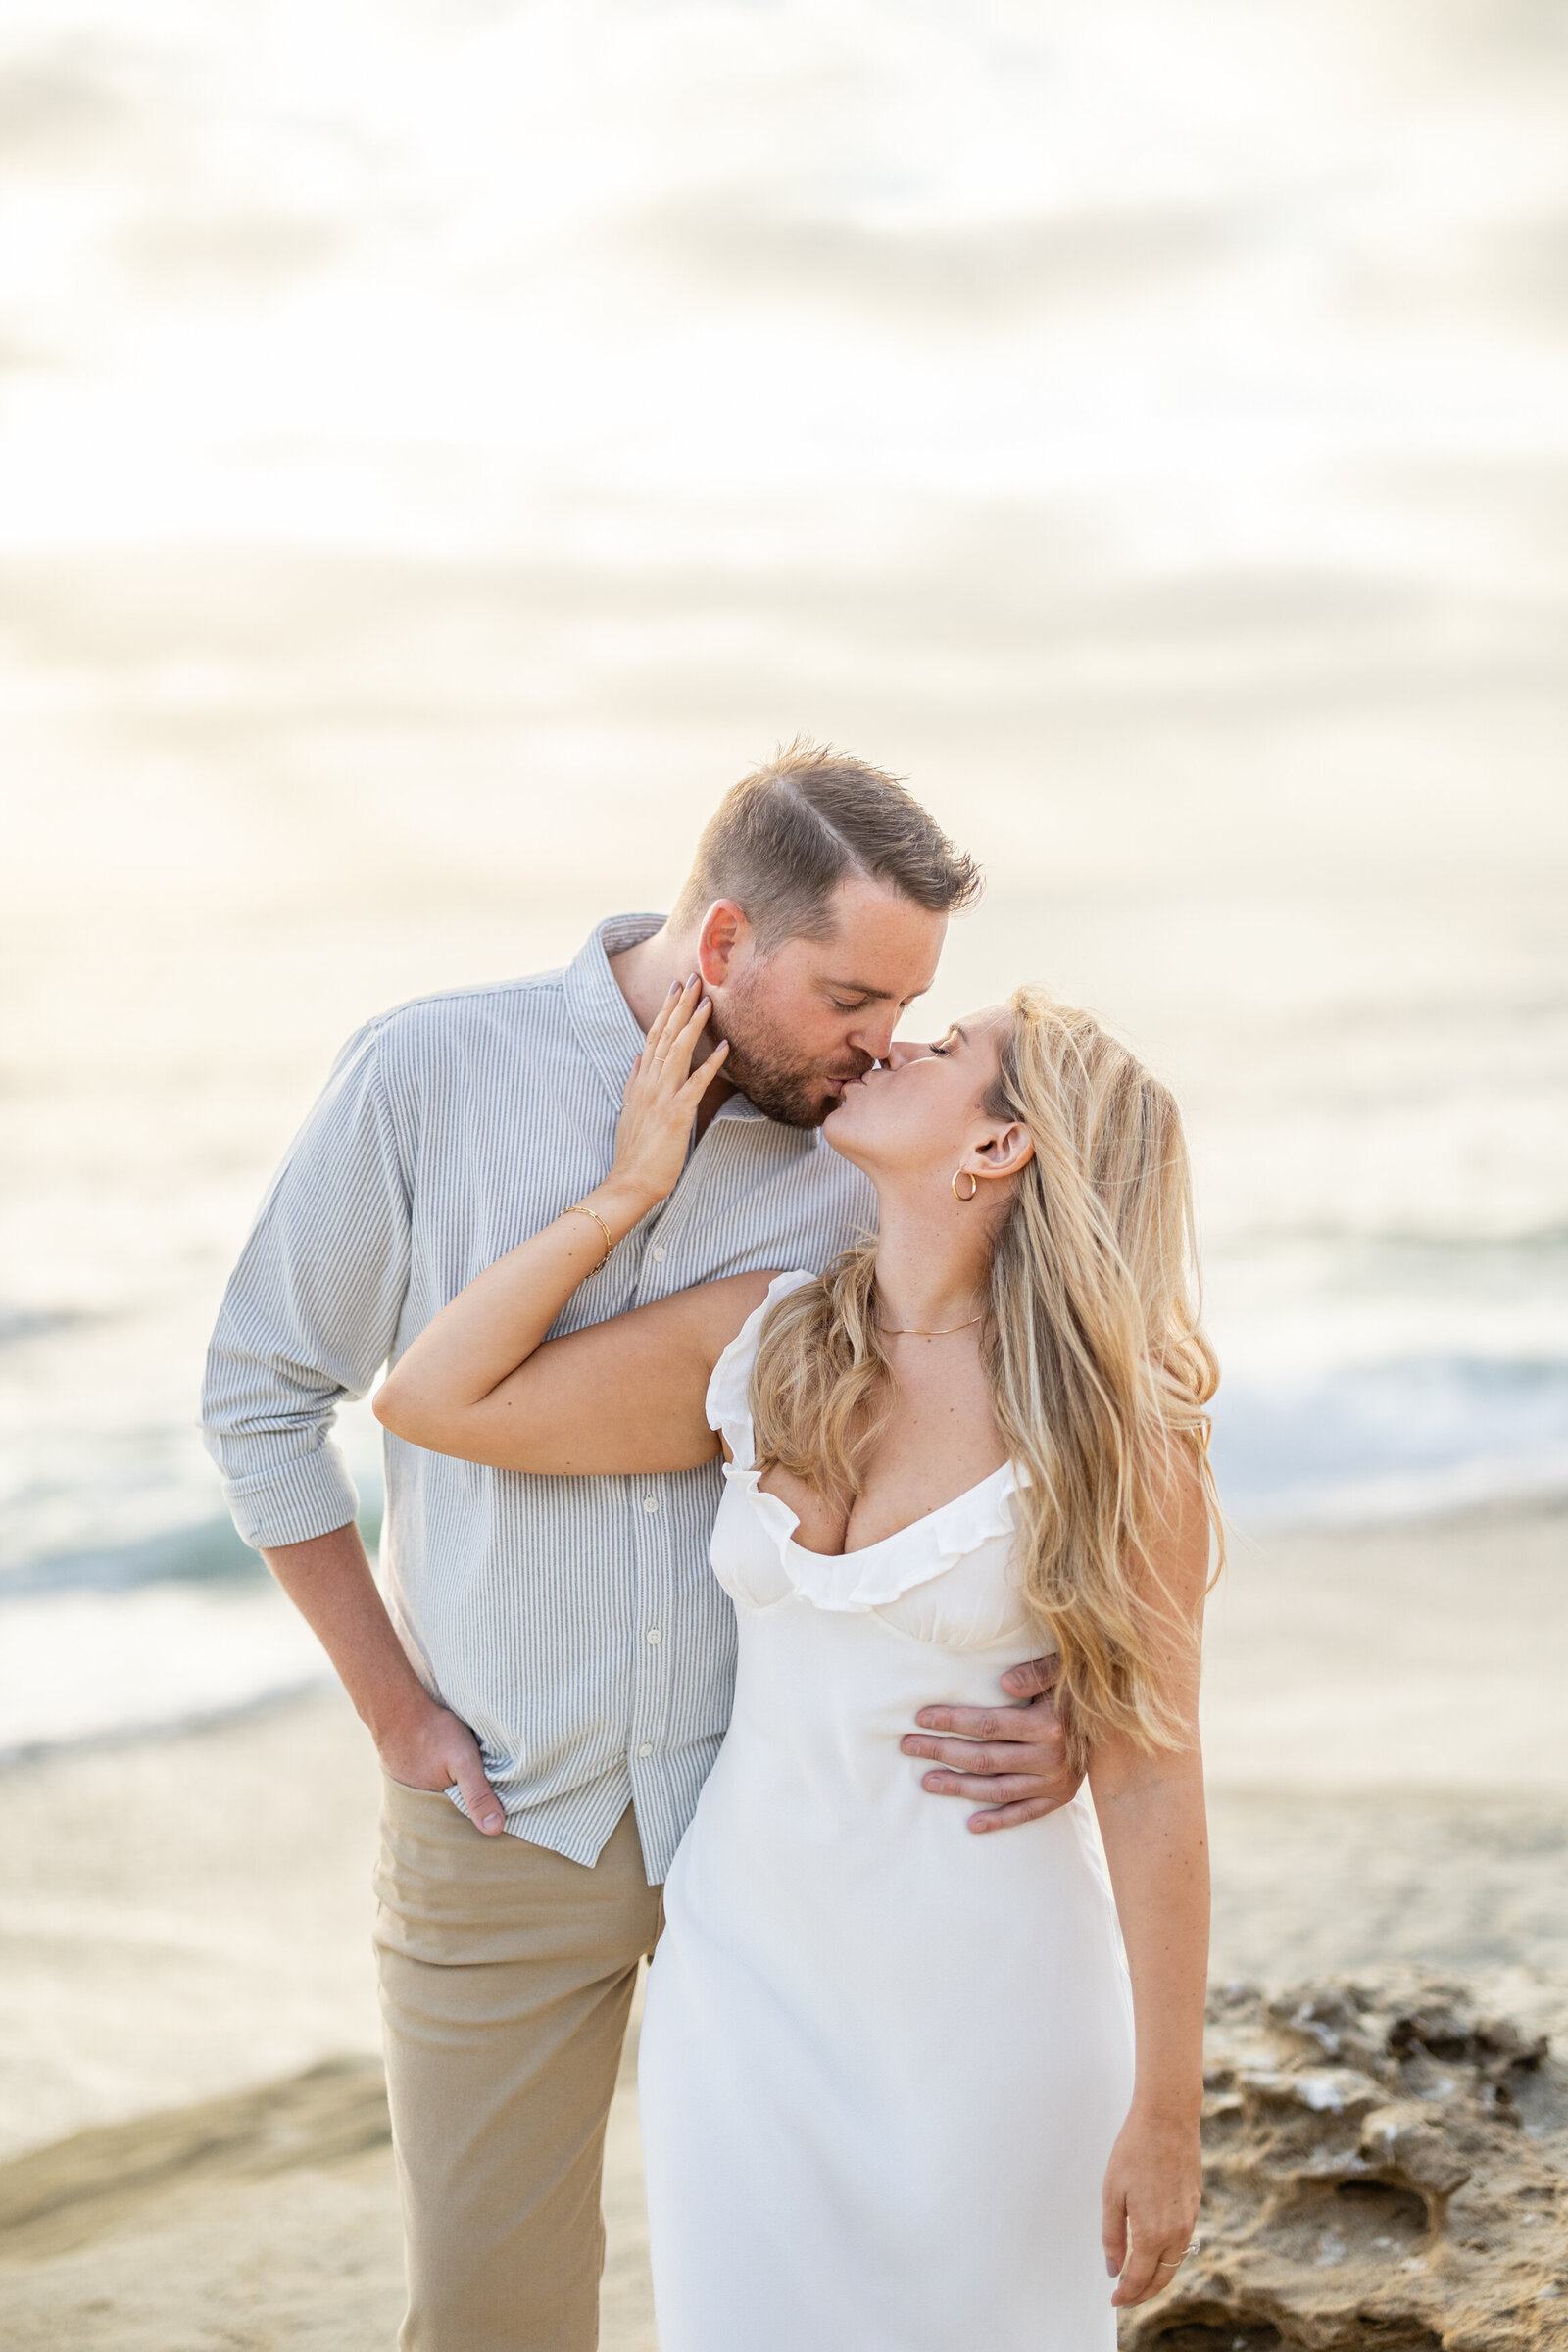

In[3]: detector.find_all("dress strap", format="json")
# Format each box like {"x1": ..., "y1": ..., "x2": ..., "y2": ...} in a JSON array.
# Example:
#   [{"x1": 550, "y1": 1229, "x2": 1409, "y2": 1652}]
[{"x1": 704, "y1": 1270, "x2": 816, "y2": 1469}]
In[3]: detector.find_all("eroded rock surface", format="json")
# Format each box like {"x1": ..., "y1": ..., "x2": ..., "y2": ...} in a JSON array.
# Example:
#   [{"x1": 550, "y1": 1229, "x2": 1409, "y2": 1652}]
[{"x1": 1124, "y1": 1977, "x2": 1568, "y2": 2352}]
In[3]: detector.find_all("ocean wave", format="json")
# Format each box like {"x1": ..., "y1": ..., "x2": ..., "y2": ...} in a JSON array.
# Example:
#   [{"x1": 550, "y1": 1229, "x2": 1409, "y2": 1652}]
[
  {"x1": 0, "y1": 1306, "x2": 89, "y2": 1347},
  {"x1": 0, "y1": 1503, "x2": 382, "y2": 1600},
  {"x1": 1209, "y1": 1354, "x2": 1568, "y2": 1529},
  {"x1": 4, "y1": 1352, "x2": 1563, "y2": 1615},
  {"x1": 1, "y1": 1356, "x2": 1562, "y2": 1757}
]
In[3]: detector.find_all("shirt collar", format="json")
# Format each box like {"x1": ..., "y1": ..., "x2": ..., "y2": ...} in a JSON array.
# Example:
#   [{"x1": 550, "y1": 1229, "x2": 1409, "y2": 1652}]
[{"x1": 563, "y1": 912, "x2": 664, "y2": 1106}]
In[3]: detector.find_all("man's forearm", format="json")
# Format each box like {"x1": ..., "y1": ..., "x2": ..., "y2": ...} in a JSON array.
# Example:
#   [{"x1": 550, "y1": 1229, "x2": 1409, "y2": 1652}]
[
  {"x1": 262, "y1": 1520, "x2": 508, "y2": 1831},
  {"x1": 262, "y1": 1520, "x2": 431, "y2": 1741}
]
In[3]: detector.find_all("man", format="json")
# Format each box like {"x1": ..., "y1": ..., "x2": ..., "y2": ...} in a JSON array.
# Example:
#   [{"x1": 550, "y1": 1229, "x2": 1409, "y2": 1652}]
[{"x1": 202, "y1": 741, "x2": 1081, "y2": 2352}]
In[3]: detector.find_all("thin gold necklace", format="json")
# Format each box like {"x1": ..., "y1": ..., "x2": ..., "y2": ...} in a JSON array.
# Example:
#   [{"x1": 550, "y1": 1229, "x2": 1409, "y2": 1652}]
[{"x1": 877, "y1": 1312, "x2": 984, "y2": 1337}]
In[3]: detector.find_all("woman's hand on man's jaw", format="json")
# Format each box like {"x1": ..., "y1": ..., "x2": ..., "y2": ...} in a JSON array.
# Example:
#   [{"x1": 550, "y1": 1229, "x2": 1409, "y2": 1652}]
[{"x1": 607, "y1": 973, "x2": 730, "y2": 1219}]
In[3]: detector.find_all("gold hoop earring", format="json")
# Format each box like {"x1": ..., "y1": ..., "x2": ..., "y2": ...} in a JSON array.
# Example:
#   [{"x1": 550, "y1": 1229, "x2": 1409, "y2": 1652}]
[{"x1": 952, "y1": 1168, "x2": 979, "y2": 1203}]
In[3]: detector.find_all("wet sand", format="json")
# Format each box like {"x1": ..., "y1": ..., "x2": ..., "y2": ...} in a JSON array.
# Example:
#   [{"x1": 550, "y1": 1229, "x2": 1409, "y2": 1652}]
[{"x1": 2, "y1": 1502, "x2": 1563, "y2": 2348}]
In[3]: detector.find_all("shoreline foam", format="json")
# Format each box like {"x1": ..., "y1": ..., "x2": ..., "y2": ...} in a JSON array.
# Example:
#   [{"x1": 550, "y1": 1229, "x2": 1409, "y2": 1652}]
[{"x1": 4, "y1": 1488, "x2": 1565, "y2": 1765}]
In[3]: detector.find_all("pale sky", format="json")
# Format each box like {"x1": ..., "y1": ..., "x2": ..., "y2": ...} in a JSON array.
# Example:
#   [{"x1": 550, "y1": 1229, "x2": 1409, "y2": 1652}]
[
  {"x1": 1, "y1": 0, "x2": 1565, "y2": 575},
  {"x1": 2, "y1": 0, "x2": 1565, "y2": 923}
]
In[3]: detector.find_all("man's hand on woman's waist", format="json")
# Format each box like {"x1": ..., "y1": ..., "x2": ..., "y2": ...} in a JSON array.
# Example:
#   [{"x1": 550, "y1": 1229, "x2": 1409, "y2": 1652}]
[{"x1": 901, "y1": 1654, "x2": 1082, "y2": 1832}]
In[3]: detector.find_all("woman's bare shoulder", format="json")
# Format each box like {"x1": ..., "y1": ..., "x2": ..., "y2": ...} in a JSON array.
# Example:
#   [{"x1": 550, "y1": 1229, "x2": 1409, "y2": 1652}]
[{"x1": 662, "y1": 1268, "x2": 786, "y2": 1371}]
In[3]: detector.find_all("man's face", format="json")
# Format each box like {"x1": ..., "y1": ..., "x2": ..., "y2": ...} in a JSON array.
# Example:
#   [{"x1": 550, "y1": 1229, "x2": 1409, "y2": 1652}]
[{"x1": 698, "y1": 876, "x2": 947, "y2": 1129}]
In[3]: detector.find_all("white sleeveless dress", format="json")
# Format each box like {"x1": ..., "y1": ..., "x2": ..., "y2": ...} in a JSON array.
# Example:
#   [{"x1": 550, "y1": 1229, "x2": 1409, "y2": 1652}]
[{"x1": 638, "y1": 1275, "x2": 1136, "y2": 2352}]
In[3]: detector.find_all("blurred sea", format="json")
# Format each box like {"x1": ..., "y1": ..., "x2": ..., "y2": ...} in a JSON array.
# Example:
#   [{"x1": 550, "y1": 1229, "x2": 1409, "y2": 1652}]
[{"x1": 2, "y1": 0, "x2": 1566, "y2": 1749}]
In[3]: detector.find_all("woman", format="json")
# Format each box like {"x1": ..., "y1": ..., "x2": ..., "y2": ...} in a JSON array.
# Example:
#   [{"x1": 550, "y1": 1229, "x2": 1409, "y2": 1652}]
[{"x1": 375, "y1": 975, "x2": 1220, "y2": 2352}]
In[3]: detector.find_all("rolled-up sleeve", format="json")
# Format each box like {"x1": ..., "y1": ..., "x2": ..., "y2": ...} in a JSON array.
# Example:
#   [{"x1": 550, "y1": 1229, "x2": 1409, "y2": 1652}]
[{"x1": 201, "y1": 1019, "x2": 413, "y2": 1550}]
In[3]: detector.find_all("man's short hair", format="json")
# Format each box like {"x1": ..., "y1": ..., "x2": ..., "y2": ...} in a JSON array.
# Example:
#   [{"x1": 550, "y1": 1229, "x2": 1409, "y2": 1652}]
[{"x1": 672, "y1": 738, "x2": 983, "y2": 952}]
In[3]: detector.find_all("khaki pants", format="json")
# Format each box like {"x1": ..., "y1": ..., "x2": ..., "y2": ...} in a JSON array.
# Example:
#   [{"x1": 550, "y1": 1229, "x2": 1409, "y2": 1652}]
[{"x1": 373, "y1": 1781, "x2": 664, "y2": 2352}]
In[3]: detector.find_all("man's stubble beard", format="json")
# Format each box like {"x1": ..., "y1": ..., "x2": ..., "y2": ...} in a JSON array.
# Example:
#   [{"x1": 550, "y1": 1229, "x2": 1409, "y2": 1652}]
[{"x1": 709, "y1": 971, "x2": 872, "y2": 1131}]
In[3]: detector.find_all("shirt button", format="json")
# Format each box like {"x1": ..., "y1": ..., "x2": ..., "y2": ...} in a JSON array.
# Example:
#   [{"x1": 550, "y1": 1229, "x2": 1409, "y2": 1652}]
[
  {"x1": 643, "y1": 1493, "x2": 660, "y2": 1513},
  {"x1": 646, "y1": 1628, "x2": 662, "y2": 1644},
  {"x1": 638, "y1": 1741, "x2": 654, "y2": 1757},
  {"x1": 652, "y1": 1245, "x2": 666, "y2": 1262}
]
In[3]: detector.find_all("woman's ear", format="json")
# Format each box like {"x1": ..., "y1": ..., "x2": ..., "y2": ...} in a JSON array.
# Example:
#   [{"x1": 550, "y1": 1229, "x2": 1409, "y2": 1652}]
[{"x1": 973, "y1": 1121, "x2": 1034, "y2": 1178}]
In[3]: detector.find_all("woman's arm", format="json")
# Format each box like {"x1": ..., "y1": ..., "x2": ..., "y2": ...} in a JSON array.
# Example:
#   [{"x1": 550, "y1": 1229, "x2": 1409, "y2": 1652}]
[
  {"x1": 1087, "y1": 1456, "x2": 1212, "y2": 2310},
  {"x1": 373, "y1": 977, "x2": 773, "y2": 1474}
]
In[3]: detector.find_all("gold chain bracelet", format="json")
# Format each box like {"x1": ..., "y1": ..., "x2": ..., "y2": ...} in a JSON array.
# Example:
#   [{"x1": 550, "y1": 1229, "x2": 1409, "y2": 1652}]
[{"x1": 564, "y1": 1202, "x2": 613, "y2": 1273}]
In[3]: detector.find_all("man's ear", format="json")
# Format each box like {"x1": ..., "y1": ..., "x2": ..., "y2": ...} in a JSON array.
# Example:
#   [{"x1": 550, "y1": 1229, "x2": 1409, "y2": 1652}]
[
  {"x1": 697, "y1": 899, "x2": 750, "y2": 991},
  {"x1": 974, "y1": 1121, "x2": 1034, "y2": 1178}
]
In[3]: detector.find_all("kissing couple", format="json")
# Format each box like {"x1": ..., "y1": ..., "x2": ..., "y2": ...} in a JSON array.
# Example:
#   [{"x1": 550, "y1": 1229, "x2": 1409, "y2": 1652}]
[{"x1": 204, "y1": 740, "x2": 1220, "y2": 2352}]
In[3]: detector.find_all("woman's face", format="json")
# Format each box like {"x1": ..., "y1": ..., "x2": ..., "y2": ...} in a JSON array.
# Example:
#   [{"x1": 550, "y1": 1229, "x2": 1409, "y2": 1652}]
[{"x1": 822, "y1": 1004, "x2": 1015, "y2": 1185}]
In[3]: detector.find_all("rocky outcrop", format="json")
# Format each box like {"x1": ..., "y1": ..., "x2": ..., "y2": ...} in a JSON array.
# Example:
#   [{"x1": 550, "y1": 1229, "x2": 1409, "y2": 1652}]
[{"x1": 1124, "y1": 1978, "x2": 1568, "y2": 2351}]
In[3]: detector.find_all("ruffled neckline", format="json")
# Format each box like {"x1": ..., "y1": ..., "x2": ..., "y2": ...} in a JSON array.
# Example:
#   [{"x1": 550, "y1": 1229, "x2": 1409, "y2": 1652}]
[{"x1": 706, "y1": 1271, "x2": 1022, "y2": 1614}]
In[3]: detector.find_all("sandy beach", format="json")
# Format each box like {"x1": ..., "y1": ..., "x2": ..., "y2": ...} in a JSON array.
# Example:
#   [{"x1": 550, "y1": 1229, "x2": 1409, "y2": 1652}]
[{"x1": 2, "y1": 1500, "x2": 1564, "y2": 2349}]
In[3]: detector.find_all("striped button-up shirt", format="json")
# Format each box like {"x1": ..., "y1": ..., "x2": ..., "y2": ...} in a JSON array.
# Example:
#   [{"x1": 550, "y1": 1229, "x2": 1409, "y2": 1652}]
[{"x1": 202, "y1": 914, "x2": 875, "y2": 1879}]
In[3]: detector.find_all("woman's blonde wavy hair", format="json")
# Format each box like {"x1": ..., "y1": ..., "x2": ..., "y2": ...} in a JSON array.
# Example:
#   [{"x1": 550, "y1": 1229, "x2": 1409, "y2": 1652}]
[{"x1": 750, "y1": 988, "x2": 1222, "y2": 1767}]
